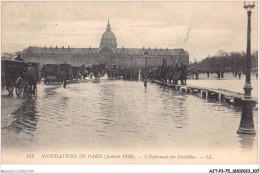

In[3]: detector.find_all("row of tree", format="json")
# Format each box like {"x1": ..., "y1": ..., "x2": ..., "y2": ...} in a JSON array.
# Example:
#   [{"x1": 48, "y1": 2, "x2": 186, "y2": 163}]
[{"x1": 189, "y1": 50, "x2": 258, "y2": 74}]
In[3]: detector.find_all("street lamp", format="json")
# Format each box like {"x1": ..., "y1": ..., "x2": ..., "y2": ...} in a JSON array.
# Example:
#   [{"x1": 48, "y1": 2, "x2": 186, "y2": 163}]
[
  {"x1": 144, "y1": 51, "x2": 149, "y2": 87},
  {"x1": 237, "y1": 1, "x2": 255, "y2": 134},
  {"x1": 130, "y1": 57, "x2": 133, "y2": 80}
]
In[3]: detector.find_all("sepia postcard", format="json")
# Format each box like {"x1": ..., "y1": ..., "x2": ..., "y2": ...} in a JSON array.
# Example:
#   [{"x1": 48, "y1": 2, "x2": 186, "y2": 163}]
[{"x1": 1, "y1": 0, "x2": 259, "y2": 173}]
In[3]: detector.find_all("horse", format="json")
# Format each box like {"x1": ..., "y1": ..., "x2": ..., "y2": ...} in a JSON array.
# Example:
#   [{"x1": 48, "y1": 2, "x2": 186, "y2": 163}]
[
  {"x1": 18, "y1": 66, "x2": 39, "y2": 96},
  {"x1": 27, "y1": 66, "x2": 39, "y2": 95},
  {"x1": 171, "y1": 66, "x2": 187, "y2": 85},
  {"x1": 172, "y1": 68, "x2": 180, "y2": 84},
  {"x1": 159, "y1": 67, "x2": 167, "y2": 82},
  {"x1": 179, "y1": 67, "x2": 187, "y2": 85}
]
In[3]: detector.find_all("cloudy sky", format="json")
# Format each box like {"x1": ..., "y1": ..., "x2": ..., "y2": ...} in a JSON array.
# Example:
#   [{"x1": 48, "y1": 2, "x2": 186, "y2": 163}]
[{"x1": 1, "y1": 1, "x2": 258, "y2": 61}]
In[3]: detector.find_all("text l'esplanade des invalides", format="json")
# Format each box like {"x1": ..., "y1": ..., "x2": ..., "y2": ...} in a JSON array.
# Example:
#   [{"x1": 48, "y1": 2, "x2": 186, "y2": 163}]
[{"x1": 22, "y1": 20, "x2": 189, "y2": 68}]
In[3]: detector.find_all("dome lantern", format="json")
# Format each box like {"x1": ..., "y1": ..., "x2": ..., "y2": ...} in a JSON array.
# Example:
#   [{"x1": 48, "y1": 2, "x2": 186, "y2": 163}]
[{"x1": 107, "y1": 18, "x2": 111, "y2": 31}]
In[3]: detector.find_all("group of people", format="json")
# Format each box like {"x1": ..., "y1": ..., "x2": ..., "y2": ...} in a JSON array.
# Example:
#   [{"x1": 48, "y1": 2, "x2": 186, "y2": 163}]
[
  {"x1": 199, "y1": 70, "x2": 258, "y2": 80},
  {"x1": 141, "y1": 63, "x2": 188, "y2": 85},
  {"x1": 106, "y1": 67, "x2": 139, "y2": 80}
]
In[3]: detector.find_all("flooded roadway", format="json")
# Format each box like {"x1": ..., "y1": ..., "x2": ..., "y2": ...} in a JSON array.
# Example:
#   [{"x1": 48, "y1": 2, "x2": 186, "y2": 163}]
[{"x1": 1, "y1": 79, "x2": 258, "y2": 153}]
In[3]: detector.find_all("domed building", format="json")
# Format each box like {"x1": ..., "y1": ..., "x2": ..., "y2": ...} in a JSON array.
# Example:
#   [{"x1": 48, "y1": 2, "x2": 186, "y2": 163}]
[
  {"x1": 22, "y1": 20, "x2": 189, "y2": 68},
  {"x1": 100, "y1": 20, "x2": 117, "y2": 49}
]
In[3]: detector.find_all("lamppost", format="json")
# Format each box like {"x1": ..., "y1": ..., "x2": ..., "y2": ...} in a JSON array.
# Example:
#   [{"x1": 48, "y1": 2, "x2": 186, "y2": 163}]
[
  {"x1": 144, "y1": 51, "x2": 149, "y2": 87},
  {"x1": 130, "y1": 57, "x2": 133, "y2": 80},
  {"x1": 237, "y1": 1, "x2": 255, "y2": 134}
]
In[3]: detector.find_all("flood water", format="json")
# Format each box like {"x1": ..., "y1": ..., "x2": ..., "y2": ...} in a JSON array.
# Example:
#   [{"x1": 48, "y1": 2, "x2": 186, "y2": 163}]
[{"x1": 1, "y1": 79, "x2": 258, "y2": 152}]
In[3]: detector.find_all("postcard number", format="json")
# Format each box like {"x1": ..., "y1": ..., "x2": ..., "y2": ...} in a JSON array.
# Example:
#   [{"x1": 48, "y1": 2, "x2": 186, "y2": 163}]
[{"x1": 26, "y1": 154, "x2": 34, "y2": 158}]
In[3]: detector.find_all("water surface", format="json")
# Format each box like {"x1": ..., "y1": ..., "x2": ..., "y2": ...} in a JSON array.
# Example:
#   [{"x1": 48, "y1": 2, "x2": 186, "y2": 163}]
[{"x1": 1, "y1": 80, "x2": 258, "y2": 152}]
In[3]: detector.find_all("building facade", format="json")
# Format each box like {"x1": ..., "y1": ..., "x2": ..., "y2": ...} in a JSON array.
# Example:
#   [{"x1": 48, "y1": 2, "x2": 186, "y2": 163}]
[{"x1": 22, "y1": 21, "x2": 189, "y2": 68}]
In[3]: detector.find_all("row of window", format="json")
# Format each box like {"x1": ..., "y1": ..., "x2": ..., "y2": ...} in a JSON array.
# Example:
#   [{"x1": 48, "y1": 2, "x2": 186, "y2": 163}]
[
  {"x1": 29, "y1": 54, "x2": 186, "y2": 59},
  {"x1": 26, "y1": 52, "x2": 181, "y2": 56},
  {"x1": 32, "y1": 57, "x2": 187, "y2": 64}
]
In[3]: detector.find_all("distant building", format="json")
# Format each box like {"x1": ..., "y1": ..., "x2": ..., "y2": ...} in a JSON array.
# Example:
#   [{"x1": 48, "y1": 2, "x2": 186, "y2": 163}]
[
  {"x1": 22, "y1": 20, "x2": 189, "y2": 68},
  {"x1": 1, "y1": 52, "x2": 16, "y2": 60}
]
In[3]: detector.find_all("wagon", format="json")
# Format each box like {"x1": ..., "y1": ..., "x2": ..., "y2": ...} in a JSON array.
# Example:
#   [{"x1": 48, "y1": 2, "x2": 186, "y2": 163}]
[
  {"x1": 3, "y1": 60, "x2": 40, "y2": 96},
  {"x1": 41, "y1": 64, "x2": 60, "y2": 84},
  {"x1": 1, "y1": 60, "x2": 28, "y2": 96},
  {"x1": 72, "y1": 66, "x2": 81, "y2": 80},
  {"x1": 58, "y1": 63, "x2": 73, "y2": 82}
]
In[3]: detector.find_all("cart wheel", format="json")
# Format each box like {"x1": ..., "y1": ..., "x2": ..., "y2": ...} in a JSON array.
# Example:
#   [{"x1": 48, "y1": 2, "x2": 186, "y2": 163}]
[
  {"x1": 16, "y1": 77, "x2": 24, "y2": 97},
  {"x1": 7, "y1": 86, "x2": 14, "y2": 95}
]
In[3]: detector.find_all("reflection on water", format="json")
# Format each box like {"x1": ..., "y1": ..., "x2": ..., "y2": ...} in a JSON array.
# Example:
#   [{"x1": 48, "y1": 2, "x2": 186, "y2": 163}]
[
  {"x1": 1, "y1": 80, "x2": 258, "y2": 151},
  {"x1": 238, "y1": 134, "x2": 255, "y2": 150},
  {"x1": 3, "y1": 99, "x2": 39, "y2": 135}
]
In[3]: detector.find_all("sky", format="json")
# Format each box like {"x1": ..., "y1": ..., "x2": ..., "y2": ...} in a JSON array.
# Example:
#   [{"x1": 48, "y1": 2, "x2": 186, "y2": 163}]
[{"x1": 1, "y1": 1, "x2": 258, "y2": 61}]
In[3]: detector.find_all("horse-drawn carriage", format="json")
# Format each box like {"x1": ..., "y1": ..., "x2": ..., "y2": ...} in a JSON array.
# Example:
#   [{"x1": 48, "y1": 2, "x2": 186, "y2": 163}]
[
  {"x1": 106, "y1": 64, "x2": 122, "y2": 79},
  {"x1": 41, "y1": 64, "x2": 60, "y2": 84},
  {"x1": 71, "y1": 65, "x2": 89, "y2": 80},
  {"x1": 122, "y1": 68, "x2": 139, "y2": 80},
  {"x1": 91, "y1": 64, "x2": 106, "y2": 79},
  {"x1": 59, "y1": 63, "x2": 73, "y2": 83},
  {"x1": 1, "y1": 60, "x2": 39, "y2": 96},
  {"x1": 41, "y1": 63, "x2": 73, "y2": 84},
  {"x1": 72, "y1": 66, "x2": 81, "y2": 80}
]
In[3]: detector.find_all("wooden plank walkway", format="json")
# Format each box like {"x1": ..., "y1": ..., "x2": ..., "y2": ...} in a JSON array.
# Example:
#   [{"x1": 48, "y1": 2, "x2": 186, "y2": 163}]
[{"x1": 150, "y1": 80, "x2": 257, "y2": 105}]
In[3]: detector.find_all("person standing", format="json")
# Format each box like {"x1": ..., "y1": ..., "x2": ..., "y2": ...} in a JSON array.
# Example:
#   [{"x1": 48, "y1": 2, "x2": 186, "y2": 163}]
[
  {"x1": 207, "y1": 71, "x2": 210, "y2": 78},
  {"x1": 217, "y1": 72, "x2": 220, "y2": 79},
  {"x1": 221, "y1": 71, "x2": 224, "y2": 78},
  {"x1": 182, "y1": 65, "x2": 187, "y2": 85},
  {"x1": 63, "y1": 78, "x2": 67, "y2": 88},
  {"x1": 195, "y1": 71, "x2": 199, "y2": 80},
  {"x1": 14, "y1": 53, "x2": 24, "y2": 61},
  {"x1": 238, "y1": 72, "x2": 241, "y2": 79},
  {"x1": 174, "y1": 64, "x2": 179, "y2": 84}
]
